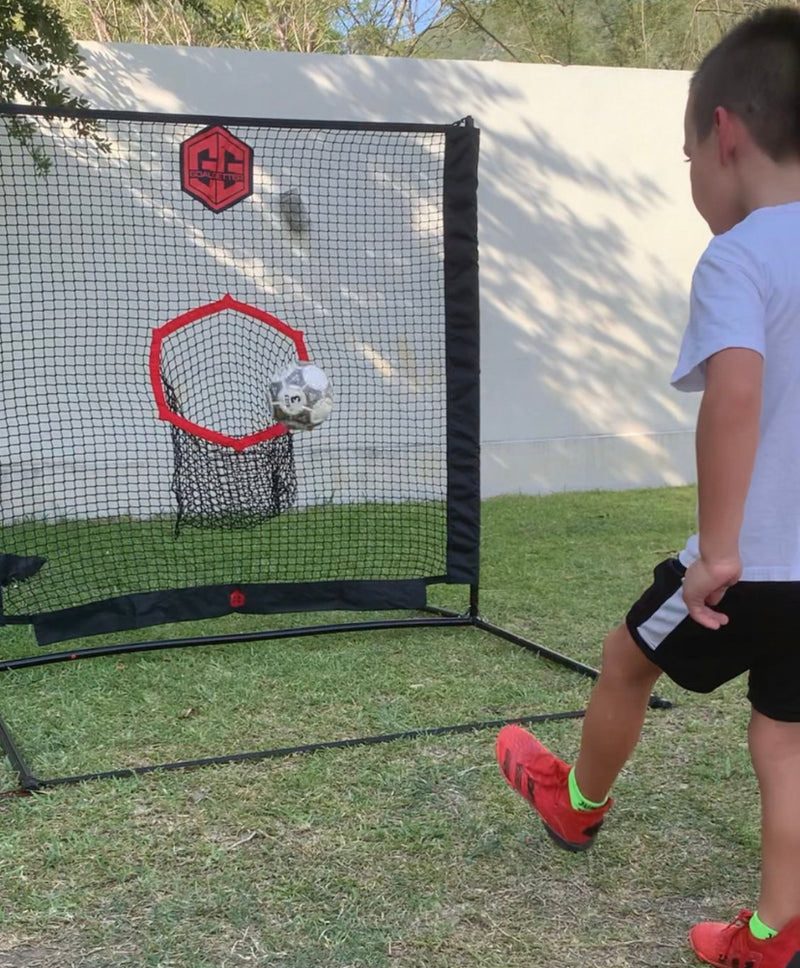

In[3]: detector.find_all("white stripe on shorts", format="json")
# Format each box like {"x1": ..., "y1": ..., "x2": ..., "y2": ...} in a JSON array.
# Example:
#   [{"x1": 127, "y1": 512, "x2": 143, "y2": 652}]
[{"x1": 635, "y1": 586, "x2": 689, "y2": 651}]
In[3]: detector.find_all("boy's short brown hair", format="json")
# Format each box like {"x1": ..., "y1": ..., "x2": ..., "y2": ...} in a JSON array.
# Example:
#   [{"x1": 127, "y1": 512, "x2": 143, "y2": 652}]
[{"x1": 691, "y1": 5, "x2": 800, "y2": 161}]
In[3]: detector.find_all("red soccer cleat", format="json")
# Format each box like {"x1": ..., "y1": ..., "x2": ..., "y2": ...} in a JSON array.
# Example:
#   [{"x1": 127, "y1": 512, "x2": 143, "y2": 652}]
[
  {"x1": 495, "y1": 723, "x2": 613, "y2": 852},
  {"x1": 689, "y1": 910, "x2": 800, "y2": 968}
]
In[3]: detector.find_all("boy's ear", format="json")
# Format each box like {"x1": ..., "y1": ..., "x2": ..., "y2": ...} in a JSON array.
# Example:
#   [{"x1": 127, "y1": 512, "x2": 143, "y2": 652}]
[{"x1": 714, "y1": 106, "x2": 745, "y2": 164}]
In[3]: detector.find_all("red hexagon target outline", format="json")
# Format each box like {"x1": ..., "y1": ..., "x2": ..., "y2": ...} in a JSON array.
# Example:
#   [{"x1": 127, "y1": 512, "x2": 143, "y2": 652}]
[
  {"x1": 150, "y1": 293, "x2": 309, "y2": 451},
  {"x1": 180, "y1": 125, "x2": 254, "y2": 213}
]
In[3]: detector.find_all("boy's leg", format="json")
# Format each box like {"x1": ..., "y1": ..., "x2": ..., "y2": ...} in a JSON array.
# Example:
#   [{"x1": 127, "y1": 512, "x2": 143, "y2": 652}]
[
  {"x1": 572, "y1": 622, "x2": 663, "y2": 804},
  {"x1": 689, "y1": 710, "x2": 800, "y2": 967},
  {"x1": 748, "y1": 708, "x2": 800, "y2": 931},
  {"x1": 496, "y1": 622, "x2": 663, "y2": 851}
]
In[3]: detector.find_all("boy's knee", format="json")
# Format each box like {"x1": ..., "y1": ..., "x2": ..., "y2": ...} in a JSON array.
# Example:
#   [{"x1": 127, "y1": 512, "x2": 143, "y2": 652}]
[{"x1": 599, "y1": 624, "x2": 661, "y2": 688}]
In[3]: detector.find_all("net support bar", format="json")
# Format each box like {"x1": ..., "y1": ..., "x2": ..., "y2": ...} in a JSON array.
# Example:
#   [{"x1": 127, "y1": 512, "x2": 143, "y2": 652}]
[
  {"x1": 0, "y1": 608, "x2": 672, "y2": 793},
  {"x1": 0, "y1": 711, "x2": 38, "y2": 791}
]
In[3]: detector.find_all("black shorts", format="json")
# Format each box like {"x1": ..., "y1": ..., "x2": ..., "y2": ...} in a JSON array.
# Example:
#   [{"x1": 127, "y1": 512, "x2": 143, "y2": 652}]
[{"x1": 626, "y1": 557, "x2": 800, "y2": 722}]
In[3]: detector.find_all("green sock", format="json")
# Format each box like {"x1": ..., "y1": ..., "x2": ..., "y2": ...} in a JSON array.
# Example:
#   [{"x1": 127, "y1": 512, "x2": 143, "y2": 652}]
[
  {"x1": 567, "y1": 767, "x2": 608, "y2": 812},
  {"x1": 749, "y1": 911, "x2": 778, "y2": 940}
]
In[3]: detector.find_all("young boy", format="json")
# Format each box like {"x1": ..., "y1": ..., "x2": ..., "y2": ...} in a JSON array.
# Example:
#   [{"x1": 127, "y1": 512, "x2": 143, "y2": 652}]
[{"x1": 496, "y1": 8, "x2": 800, "y2": 968}]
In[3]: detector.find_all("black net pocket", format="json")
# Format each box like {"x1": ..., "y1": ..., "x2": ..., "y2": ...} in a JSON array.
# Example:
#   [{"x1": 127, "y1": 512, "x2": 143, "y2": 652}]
[{"x1": 163, "y1": 378, "x2": 297, "y2": 534}]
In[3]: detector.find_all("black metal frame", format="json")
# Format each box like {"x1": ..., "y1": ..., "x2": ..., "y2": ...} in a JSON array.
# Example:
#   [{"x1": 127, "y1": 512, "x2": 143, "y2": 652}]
[
  {"x1": 0, "y1": 586, "x2": 671, "y2": 793},
  {"x1": 0, "y1": 106, "x2": 671, "y2": 793}
]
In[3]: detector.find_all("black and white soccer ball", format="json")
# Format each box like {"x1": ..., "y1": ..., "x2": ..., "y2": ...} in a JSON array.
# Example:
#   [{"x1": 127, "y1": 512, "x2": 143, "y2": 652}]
[{"x1": 269, "y1": 361, "x2": 334, "y2": 431}]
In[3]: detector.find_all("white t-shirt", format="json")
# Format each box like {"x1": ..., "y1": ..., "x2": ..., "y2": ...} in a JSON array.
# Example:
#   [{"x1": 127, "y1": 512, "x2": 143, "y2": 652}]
[{"x1": 672, "y1": 202, "x2": 800, "y2": 581}]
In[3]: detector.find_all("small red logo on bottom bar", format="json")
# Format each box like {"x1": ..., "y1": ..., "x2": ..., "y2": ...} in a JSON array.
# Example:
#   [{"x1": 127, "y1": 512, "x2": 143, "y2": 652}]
[{"x1": 230, "y1": 590, "x2": 246, "y2": 608}]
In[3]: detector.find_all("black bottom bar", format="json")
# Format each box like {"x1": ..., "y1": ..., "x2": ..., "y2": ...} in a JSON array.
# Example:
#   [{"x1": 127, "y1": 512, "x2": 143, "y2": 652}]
[
  {"x1": 2, "y1": 709, "x2": 589, "y2": 794},
  {"x1": 0, "y1": 610, "x2": 672, "y2": 793},
  {"x1": 0, "y1": 615, "x2": 473, "y2": 672}
]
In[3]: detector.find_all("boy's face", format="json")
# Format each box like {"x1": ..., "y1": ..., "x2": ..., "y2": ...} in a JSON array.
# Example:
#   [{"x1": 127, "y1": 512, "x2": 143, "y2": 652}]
[{"x1": 683, "y1": 96, "x2": 742, "y2": 235}]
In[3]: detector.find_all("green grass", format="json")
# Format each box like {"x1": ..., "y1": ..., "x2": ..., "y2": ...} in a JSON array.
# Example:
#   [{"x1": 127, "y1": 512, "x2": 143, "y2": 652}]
[{"x1": 0, "y1": 487, "x2": 760, "y2": 968}]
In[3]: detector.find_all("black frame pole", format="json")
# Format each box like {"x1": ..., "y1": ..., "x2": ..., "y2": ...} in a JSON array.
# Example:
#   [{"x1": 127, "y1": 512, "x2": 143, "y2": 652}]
[
  {"x1": 0, "y1": 612, "x2": 672, "y2": 793},
  {"x1": 472, "y1": 617, "x2": 672, "y2": 709},
  {"x1": 0, "y1": 711, "x2": 39, "y2": 790},
  {"x1": 0, "y1": 107, "x2": 673, "y2": 795},
  {"x1": 1, "y1": 707, "x2": 590, "y2": 794},
  {"x1": 0, "y1": 615, "x2": 473, "y2": 672}
]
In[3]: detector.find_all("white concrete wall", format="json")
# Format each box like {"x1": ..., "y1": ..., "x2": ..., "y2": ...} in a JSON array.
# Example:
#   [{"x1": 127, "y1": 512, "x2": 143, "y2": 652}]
[{"x1": 63, "y1": 43, "x2": 708, "y2": 497}]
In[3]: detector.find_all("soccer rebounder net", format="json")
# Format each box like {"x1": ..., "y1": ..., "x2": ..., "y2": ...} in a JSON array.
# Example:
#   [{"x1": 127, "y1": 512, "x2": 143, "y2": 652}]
[{"x1": 0, "y1": 105, "x2": 650, "y2": 790}]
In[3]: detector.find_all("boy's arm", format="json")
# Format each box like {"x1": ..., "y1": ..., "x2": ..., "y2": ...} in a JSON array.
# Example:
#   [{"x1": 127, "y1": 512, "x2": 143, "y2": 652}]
[{"x1": 682, "y1": 346, "x2": 763, "y2": 630}]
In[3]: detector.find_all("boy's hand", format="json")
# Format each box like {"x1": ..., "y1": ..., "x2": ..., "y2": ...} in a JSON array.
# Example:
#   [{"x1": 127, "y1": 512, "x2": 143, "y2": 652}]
[{"x1": 682, "y1": 556, "x2": 742, "y2": 630}]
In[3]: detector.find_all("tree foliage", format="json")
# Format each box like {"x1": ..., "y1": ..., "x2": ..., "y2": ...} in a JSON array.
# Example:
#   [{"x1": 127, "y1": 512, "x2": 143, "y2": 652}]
[
  {"x1": 0, "y1": 0, "x2": 107, "y2": 169},
  {"x1": 53, "y1": 0, "x2": 342, "y2": 51},
  {"x1": 5, "y1": 0, "x2": 800, "y2": 140},
  {"x1": 410, "y1": 0, "x2": 800, "y2": 69},
  {"x1": 40, "y1": 0, "x2": 800, "y2": 65}
]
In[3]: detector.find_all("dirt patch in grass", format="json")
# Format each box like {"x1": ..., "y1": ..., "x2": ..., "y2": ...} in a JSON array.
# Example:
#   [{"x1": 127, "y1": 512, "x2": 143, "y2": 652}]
[{"x1": 0, "y1": 944, "x2": 127, "y2": 968}]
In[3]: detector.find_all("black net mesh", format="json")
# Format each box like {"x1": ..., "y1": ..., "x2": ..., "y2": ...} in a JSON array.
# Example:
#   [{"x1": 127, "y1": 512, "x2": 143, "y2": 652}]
[
  {"x1": 0, "y1": 110, "x2": 458, "y2": 622},
  {"x1": 162, "y1": 377, "x2": 298, "y2": 535}
]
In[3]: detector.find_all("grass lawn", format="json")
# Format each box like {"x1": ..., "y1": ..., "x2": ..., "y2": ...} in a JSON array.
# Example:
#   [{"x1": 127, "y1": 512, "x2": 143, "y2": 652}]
[{"x1": 0, "y1": 487, "x2": 760, "y2": 968}]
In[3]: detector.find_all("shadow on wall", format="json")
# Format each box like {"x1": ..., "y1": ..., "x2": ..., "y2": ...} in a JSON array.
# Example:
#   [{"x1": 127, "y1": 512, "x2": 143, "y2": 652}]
[
  {"x1": 479, "y1": 119, "x2": 698, "y2": 487},
  {"x1": 66, "y1": 44, "x2": 700, "y2": 492}
]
